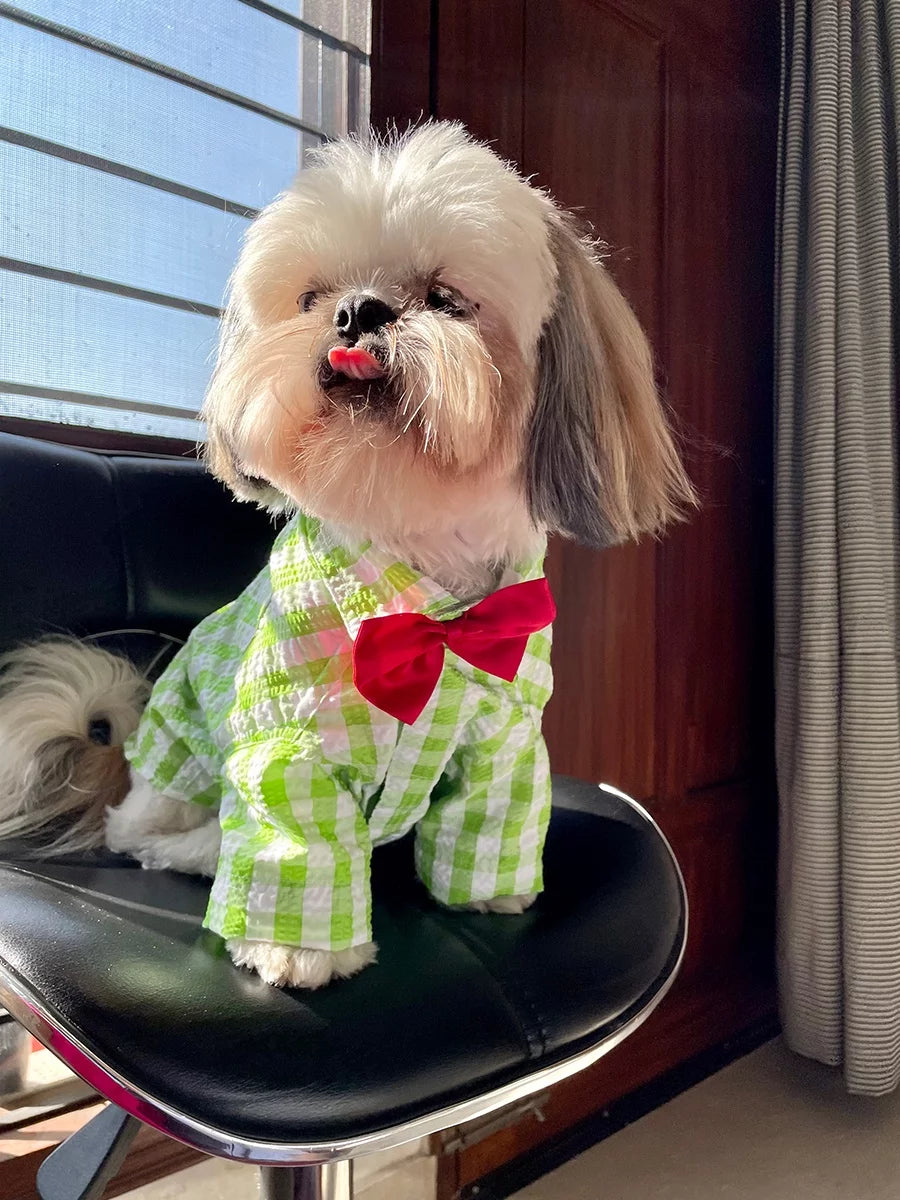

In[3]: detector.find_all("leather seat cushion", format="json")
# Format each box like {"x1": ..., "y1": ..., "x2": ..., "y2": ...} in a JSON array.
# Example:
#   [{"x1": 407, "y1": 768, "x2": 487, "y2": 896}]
[{"x1": 0, "y1": 778, "x2": 683, "y2": 1146}]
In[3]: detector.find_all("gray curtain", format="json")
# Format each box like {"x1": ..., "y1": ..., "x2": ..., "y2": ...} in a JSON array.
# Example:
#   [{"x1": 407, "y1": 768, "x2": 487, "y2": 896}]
[{"x1": 776, "y1": 0, "x2": 900, "y2": 1094}]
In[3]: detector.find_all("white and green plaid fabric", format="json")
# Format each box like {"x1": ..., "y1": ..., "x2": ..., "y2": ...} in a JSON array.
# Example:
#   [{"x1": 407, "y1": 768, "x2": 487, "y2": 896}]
[{"x1": 125, "y1": 513, "x2": 553, "y2": 951}]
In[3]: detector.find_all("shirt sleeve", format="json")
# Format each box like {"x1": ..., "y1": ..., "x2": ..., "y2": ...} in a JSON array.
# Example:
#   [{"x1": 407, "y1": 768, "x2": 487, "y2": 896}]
[
  {"x1": 204, "y1": 737, "x2": 373, "y2": 952},
  {"x1": 123, "y1": 647, "x2": 223, "y2": 811},
  {"x1": 414, "y1": 707, "x2": 552, "y2": 906}
]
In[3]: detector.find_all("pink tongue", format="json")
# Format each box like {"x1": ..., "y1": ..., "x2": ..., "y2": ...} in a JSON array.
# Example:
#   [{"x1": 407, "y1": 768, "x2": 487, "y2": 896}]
[{"x1": 328, "y1": 346, "x2": 385, "y2": 381}]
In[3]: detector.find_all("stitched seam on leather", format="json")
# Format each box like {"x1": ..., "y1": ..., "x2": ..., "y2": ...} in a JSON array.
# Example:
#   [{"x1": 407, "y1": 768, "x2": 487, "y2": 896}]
[
  {"x1": 107, "y1": 456, "x2": 136, "y2": 622},
  {"x1": 421, "y1": 914, "x2": 540, "y2": 1060},
  {"x1": 0, "y1": 865, "x2": 202, "y2": 925},
  {"x1": 426, "y1": 911, "x2": 549, "y2": 1060}
]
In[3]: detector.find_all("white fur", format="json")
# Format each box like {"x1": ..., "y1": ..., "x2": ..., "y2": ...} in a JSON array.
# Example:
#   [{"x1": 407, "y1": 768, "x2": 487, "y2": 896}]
[
  {"x1": 0, "y1": 642, "x2": 144, "y2": 791},
  {"x1": 203, "y1": 124, "x2": 563, "y2": 578},
  {"x1": 0, "y1": 641, "x2": 146, "y2": 849},
  {"x1": 105, "y1": 772, "x2": 221, "y2": 876},
  {"x1": 232, "y1": 123, "x2": 557, "y2": 352},
  {"x1": 333, "y1": 476, "x2": 544, "y2": 600},
  {"x1": 226, "y1": 938, "x2": 377, "y2": 989}
]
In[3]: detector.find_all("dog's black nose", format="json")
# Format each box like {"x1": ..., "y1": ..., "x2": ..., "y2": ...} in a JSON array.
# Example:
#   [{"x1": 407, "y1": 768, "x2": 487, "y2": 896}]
[{"x1": 334, "y1": 294, "x2": 397, "y2": 342}]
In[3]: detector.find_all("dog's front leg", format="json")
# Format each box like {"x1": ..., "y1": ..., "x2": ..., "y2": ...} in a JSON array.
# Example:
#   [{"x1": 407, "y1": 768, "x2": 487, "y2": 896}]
[
  {"x1": 415, "y1": 733, "x2": 551, "y2": 913},
  {"x1": 212, "y1": 756, "x2": 377, "y2": 989},
  {"x1": 225, "y1": 938, "x2": 377, "y2": 989}
]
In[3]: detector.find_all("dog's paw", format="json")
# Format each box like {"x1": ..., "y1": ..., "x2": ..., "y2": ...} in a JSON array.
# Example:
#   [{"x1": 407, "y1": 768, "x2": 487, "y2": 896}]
[
  {"x1": 464, "y1": 892, "x2": 538, "y2": 915},
  {"x1": 226, "y1": 938, "x2": 377, "y2": 989}
]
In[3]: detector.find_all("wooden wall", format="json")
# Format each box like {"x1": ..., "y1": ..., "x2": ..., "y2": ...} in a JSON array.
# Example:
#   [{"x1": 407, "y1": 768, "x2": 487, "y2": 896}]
[{"x1": 372, "y1": 1, "x2": 779, "y2": 1190}]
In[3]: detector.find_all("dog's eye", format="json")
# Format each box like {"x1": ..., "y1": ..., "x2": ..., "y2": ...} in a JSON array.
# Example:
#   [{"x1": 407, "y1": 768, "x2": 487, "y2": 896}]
[
  {"x1": 426, "y1": 287, "x2": 466, "y2": 317},
  {"x1": 298, "y1": 291, "x2": 318, "y2": 313}
]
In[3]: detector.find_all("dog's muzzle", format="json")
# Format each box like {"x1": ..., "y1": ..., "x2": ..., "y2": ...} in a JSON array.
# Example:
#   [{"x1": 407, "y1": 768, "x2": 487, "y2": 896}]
[{"x1": 326, "y1": 292, "x2": 395, "y2": 383}]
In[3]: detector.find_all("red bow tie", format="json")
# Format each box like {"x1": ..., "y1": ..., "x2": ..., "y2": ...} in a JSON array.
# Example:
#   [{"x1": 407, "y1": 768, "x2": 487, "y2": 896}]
[{"x1": 352, "y1": 577, "x2": 556, "y2": 724}]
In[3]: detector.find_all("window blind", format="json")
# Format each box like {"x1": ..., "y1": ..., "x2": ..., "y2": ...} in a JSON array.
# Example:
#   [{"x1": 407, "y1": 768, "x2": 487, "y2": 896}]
[{"x1": 0, "y1": 0, "x2": 371, "y2": 442}]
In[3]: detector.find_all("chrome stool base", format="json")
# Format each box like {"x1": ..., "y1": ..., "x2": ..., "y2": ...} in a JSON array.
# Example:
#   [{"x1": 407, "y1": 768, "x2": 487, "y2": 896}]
[{"x1": 259, "y1": 1161, "x2": 353, "y2": 1200}]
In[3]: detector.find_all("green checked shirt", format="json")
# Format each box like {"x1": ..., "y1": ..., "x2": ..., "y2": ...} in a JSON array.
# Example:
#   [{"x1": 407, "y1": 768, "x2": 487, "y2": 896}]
[{"x1": 125, "y1": 513, "x2": 554, "y2": 952}]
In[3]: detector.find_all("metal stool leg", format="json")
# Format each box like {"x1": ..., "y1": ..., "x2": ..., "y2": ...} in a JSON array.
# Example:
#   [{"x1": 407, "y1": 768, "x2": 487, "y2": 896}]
[
  {"x1": 259, "y1": 1161, "x2": 353, "y2": 1200},
  {"x1": 36, "y1": 1103, "x2": 141, "y2": 1200}
]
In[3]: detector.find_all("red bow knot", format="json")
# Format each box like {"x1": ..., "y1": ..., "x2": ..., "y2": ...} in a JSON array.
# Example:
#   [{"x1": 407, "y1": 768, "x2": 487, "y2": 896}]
[{"x1": 352, "y1": 577, "x2": 556, "y2": 724}]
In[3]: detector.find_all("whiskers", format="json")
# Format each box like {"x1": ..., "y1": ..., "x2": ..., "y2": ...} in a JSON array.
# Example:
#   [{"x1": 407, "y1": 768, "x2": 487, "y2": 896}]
[{"x1": 380, "y1": 311, "x2": 499, "y2": 467}]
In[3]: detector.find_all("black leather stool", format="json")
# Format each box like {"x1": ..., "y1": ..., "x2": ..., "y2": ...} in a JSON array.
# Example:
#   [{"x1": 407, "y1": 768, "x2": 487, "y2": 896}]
[{"x1": 0, "y1": 434, "x2": 686, "y2": 1200}]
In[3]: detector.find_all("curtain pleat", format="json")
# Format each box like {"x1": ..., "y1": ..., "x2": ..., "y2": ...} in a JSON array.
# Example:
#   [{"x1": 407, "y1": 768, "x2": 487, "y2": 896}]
[{"x1": 776, "y1": 0, "x2": 900, "y2": 1095}]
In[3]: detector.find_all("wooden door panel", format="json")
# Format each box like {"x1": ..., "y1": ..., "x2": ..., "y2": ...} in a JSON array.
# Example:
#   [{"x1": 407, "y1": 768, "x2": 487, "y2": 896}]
[
  {"x1": 435, "y1": 0, "x2": 525, "y2": 160},
  {"x1": 543, "y1": 540, "x2": 656, "y2": 795},
  {"x1": 656, "y1": 55, "x2": 776, "y2": 795},
  {"x1": 370, "y1": 0, "x2": 431, "y2": 129},
  {"x1": 371, "y1": 1, "x2": 778, "y2": 1190},
  {"x1": 523, "y1": 0, "x2": 667, "y2": 799},
  {"x1": 522, "y1": 0, "x2": 665, "y2": 340}
]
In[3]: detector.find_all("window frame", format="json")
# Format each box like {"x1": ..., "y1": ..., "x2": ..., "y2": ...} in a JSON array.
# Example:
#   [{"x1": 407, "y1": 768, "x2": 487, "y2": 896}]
[
  {"x1": 0, "y1": 414, "x2": 199, "y2": 458},
  {"x1": 3, "y1": 0, "x2": 373, "y2": 458}
]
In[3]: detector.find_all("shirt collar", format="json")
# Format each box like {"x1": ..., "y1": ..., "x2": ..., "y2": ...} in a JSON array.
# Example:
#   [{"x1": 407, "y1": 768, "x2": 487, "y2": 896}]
[{"x1": 285, "y1": 513, "x2": 543, "y2": 640}]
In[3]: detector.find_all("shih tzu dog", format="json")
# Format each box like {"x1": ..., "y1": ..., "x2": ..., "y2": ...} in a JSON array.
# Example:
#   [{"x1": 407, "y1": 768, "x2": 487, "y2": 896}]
[{"x1": 0, "y1": 123, "x2": 694, "y2": 989}]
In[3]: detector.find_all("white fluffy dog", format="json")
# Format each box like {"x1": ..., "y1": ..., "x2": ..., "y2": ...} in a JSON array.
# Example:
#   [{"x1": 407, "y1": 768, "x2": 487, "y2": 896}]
[{"x1": 0, "y1": 124, "x2": 694, "y2": 989}]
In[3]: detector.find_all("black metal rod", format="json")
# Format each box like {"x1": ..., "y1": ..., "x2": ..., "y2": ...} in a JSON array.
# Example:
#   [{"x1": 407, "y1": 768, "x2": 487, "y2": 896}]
[
  {"x1": 36, "y1": 1104, "x2": 141, "y2": 1200},
  {"x1": 0, "y1": 256, "x2": 222, "y2": 319},
  {"x1": 0, "y1": 126, "x2": 260, "y2": 220},
  {"x1": 234, "y1": 0, "x2": 368, "y2": 63},
  {"x1": 0, "y1": 380, "x2": 200, "y2": 423},
  {"x1": 0, "y1": 3, "x2": 329, "y2": 140}
]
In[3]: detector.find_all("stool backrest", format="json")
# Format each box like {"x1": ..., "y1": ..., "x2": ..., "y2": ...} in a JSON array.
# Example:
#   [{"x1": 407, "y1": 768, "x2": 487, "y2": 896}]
[{"x1": 0, "y1": 433, "x2": 276, "y2": 655}]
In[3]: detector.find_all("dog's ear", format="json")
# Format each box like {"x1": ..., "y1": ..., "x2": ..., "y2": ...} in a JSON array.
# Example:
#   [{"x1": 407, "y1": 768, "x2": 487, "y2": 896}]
[
  {"x1": 527, "y1": 216, "x2": 696, "y2": 547},
  {"x1": 201, "y1": 309, "x2": 291, "y2": 512}
]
